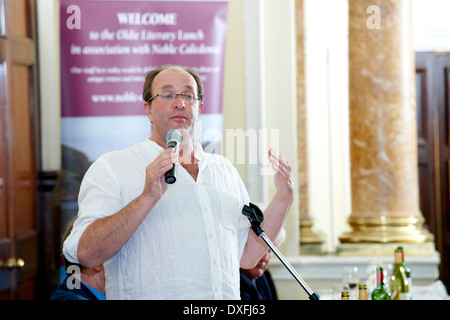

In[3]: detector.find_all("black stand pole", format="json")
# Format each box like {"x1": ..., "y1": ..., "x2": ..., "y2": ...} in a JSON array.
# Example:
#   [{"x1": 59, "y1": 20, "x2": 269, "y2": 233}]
[{"x1": 242, "y1": 203, "x2": 320, "y2": 301}]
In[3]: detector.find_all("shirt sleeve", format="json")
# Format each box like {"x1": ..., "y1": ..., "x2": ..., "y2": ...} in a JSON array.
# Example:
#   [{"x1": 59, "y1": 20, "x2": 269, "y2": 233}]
[
  {"x1": 228, "y1": 162, "x2": 251, "y2": 260},
  {"x1": 62, "y1": 155, "x2": 123, "y2": 264}
]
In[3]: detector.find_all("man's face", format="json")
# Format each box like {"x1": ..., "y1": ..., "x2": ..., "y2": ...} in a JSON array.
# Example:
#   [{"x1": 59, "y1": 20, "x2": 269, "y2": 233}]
[{"x1": 145, "y1": 67, "x2": 204, "y2": 143}]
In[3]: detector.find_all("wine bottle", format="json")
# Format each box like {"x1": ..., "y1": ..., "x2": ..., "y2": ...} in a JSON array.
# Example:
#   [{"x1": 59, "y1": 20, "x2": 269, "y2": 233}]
[
  {"x1": 371, "y1": 267, "x2": 391, "y2": 300},
  {"x1": 359, "y1": 283, "x2": 368, "y2": 300},
  {"x1": 397, "y1": 246, "x2": 412, "y2": 288},
  {"x1": 390, "y1": 248, "x2": 410, "y2": 300}
]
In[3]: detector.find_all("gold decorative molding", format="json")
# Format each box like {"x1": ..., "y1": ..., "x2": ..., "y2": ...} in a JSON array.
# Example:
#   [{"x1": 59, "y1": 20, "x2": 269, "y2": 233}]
[{"x1": 339, "y1": 215, "x2": 434, "y2": 243}]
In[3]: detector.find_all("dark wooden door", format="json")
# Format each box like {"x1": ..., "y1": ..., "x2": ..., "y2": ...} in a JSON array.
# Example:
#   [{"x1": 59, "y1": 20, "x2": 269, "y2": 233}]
[
  {"x1": 416, "y1": 53, "x2": 437, "y2": 239},
  {"x1": 416, "y1": 52, "x2": 450, "y2": 293},
  {"x1": 0, "y1": 36, "x2": 14, "y2": 299},
  {"x1": 0, "y1": 0, "x2": 39, "y2": 299}
]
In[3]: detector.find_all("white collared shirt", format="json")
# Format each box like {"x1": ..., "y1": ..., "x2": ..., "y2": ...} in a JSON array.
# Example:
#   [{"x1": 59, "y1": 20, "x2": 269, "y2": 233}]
[{"x1": 63, "y1": 139, "x2": 250, "y2": 300}]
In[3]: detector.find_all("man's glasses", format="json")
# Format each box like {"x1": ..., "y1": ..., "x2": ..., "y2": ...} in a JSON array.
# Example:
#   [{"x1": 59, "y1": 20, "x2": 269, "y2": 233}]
[{"x1": 146, "y1": 92, "x2": 203, "y2": 104}]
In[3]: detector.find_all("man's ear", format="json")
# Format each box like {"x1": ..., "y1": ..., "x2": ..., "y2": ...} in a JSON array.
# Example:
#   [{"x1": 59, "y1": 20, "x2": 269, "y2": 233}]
[
  {"x1": 194, "y1": 101, "x2": 204, "y2": 125},
  {"x1": 198, "y1": 101, "x2": 204, "y2": 115},
  {"x1": 144, "y1": 102, "x2": 153, "y2": 123}
]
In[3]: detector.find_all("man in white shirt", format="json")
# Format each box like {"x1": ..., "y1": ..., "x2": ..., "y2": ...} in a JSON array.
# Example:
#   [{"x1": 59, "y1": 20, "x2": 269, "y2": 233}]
[{"x1": 63, "y1": 64, "x2": 294, "y2": 299}]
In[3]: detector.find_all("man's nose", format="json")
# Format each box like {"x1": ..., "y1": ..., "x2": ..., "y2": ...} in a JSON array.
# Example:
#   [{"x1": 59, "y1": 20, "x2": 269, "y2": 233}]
[{"x1": 173, "y1": 94, "x2": 186, "y2": 109}]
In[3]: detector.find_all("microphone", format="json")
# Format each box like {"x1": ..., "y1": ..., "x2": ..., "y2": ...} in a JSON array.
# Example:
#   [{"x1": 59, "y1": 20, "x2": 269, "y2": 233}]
[{"x1": 165, "y1": 129, "x2": 182, "y2": 184}]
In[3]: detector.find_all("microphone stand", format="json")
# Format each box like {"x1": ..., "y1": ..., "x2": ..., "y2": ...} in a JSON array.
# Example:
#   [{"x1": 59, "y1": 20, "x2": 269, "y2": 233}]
[{"x1": 242, "y1": 203, "x2": 320, "y2": 301}]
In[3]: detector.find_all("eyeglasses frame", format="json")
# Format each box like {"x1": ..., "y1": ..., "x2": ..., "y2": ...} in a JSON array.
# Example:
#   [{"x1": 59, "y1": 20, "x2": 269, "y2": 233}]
[{"x1": 146, "y1": 92, "x2": 204, "y2": 104}]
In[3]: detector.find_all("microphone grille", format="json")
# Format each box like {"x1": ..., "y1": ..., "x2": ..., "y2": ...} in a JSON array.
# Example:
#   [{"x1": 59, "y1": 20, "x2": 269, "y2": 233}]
[{"x1": 165, "y1": 129, "x2": 183, "y2": 143}]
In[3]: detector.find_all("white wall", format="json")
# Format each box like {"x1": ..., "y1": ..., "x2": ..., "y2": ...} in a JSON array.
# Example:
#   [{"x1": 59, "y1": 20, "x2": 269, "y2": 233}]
[
  {"x1": 413, "y1": 0, "x2": 450, "y2": 52},
  {"x1": 223, "y1": 0, "x2": 299, "y2": 256},
  {"x1": 264, "y1": 0, "x2": 299, "y2": 256},
  {"x1": 304, "y1": 0, "x2": 350, "y2": 253},
  {"x1": 38, "y1": 0, "x2": 61, "y2": 171}
]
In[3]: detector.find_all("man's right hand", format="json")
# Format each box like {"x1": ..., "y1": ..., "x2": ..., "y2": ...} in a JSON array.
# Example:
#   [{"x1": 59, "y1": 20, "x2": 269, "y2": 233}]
[{"x1": 142, "y1": 148, "x2": 178, "y2": 203}]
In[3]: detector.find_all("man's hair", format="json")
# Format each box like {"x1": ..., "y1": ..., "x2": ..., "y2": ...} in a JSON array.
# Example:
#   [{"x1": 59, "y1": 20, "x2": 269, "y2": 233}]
[{"x1": 142, "y1": 64, "x2": 205, "y2": 103}]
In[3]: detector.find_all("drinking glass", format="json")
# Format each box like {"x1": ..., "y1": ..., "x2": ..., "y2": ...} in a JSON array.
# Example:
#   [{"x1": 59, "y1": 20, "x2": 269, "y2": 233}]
[{"x1": 342, "y1": 266, "x2": 359, "y2": 300}]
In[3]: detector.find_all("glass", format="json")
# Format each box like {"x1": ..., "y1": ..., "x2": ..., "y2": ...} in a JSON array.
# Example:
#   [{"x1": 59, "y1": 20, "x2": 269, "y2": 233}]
[
  {"x1": 316, "y1": 288, "x2": 333, "y2": 300},
  {"x1": 147, "y1": 92, "x2": 203, "y2": 103},
  {"x1": 332, "y1": 283, "x2": 344, "y2": 300},
  {"x1": 342, "y1": 266, "x2": 359, "y2": 300}
]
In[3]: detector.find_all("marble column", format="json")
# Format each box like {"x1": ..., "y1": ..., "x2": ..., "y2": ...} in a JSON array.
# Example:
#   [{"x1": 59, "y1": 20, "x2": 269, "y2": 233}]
[
  {"x1": 339, "y1": 0, "x2": 434, "y2": 245},
  {"x1": 296, "y1": 0, "x2": 323, "y2": 252}
]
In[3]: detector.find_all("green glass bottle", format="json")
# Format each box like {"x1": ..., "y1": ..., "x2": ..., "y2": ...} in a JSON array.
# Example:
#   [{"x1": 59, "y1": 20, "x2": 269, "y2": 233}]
[
  {"x1": 397, "y1": 246, "x2": 412, "y2": 288},
  {"x1": 390, "y1": 248, "x2": 411, "y2": 300},
  {"x1": 371, "y1": 267, "x2": 391, "y2": 300}
]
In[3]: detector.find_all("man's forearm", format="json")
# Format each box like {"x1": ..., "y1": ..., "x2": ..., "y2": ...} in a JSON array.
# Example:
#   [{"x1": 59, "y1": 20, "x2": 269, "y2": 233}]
[
  {"x1": 240, "y1": 193, "x2": 292, "y2": 269},
  {"x1": 77, "y1": 193, "x2": 157, "y2": 268},
  {"x1": 77, "y1": 148, "x2": 176, "y2": 268},
  {"x1": 261, "y1": 193, "x2": 292, "y2": 240}
]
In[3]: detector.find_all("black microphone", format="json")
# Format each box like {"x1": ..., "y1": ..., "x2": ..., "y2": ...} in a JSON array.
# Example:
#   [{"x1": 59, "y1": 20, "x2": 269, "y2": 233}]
[{"x1": 165, "y1": 129, "x2": 182, "y2": 184}]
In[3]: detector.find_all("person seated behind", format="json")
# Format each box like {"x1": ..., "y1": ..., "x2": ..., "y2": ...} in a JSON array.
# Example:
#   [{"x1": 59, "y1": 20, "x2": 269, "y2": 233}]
[
  {"x1": 50, "y1": 216, "x2": 106, "y2": 300},
  {"x1": 240, "y1": 251, "x2": 277, "y2": 300},
  {"x1": 239, "y1": 228, "x2": 285, "y2": 300}
]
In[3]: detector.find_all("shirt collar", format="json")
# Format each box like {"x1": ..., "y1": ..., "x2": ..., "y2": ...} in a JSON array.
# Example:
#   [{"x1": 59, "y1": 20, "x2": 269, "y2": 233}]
[
  {"x1": 145, "y1": 138, "x2": 204, "y2": 163},
  {"x1": 192, "y1": 140, "x2": 204, "y2": 162}
]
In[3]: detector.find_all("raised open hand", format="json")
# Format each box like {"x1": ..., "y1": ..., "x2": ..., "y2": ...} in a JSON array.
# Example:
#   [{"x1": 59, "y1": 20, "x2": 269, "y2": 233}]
[{"x1": 268, "y1": 148, "x2": 294, "y2": 205}]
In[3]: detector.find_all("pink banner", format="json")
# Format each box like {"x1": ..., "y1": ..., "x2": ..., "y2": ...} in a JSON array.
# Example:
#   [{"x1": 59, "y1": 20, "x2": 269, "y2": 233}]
[{"x1": 60, "y1": 0, "x2": 228, "y2": 118}]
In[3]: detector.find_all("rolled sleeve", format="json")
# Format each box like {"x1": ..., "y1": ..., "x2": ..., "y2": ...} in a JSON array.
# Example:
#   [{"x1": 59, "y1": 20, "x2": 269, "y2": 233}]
[
  {"x1": 62, "y1": 218, "x2": 92, "y2": 264},
  {"x1": 62, "y1": 155, "x2": 124, "y2": 264}
]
